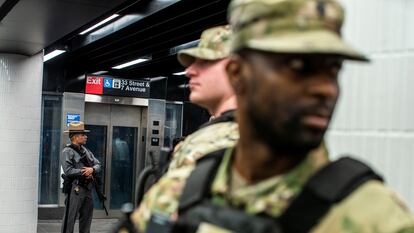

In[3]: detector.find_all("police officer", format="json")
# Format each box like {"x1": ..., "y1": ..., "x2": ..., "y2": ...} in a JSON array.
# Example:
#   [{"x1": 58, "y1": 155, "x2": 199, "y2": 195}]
[
  {"x1": 123, "y1": 0, "x2": 414, "y2": 232},
  {"x1": 61, "y1": 121, "x2": 101, "y2": 233}
]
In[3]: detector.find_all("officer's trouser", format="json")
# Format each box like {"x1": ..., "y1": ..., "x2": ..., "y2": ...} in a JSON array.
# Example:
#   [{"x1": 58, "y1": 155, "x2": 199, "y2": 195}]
[{"x1": 62, "y1": 184, "x2": 94, "y2": 233}]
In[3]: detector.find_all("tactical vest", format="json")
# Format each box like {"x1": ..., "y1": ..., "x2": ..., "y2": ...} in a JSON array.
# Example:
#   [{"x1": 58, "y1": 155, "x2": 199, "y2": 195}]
[{"x1": 167, "y1": 149, "x2": 383, "y2": 233}]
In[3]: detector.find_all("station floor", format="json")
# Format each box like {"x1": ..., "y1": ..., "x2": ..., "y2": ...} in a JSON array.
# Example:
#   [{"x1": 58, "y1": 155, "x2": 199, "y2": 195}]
[{"x1": 37, "y1": 219, "x2": 120, "y2": 233}]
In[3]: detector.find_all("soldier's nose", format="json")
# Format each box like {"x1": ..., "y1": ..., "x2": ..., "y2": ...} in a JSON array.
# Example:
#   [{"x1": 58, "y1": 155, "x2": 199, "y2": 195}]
[
  {"x1": 185, "y1": 64, "x2": 198, "y2": 78},
  {"x1": 308, "y1": 74, "x2": 339, "y2": 101}
]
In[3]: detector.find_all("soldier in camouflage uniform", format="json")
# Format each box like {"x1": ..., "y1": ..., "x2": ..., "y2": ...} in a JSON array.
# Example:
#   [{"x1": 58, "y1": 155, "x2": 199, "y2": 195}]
[
  {"x1": 217, "y1": 0, "x2": 413, "y2": 232},
  {"x1": 168, "y1": 25, "x2": 239, "y2": 170},
  {"x1": 120, "y1": 0, "x2": 414, "y2": 233}
]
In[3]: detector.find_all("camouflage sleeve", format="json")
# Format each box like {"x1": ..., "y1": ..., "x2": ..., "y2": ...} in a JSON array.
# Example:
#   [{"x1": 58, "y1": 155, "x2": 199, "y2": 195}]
[
  {"x1": 130, "y1": 167, "x2": 193, "y2": 232},
  {"x1": 313, "y1": 180, "x2": 414, "y2": 233},
  {"x1": 168, "y1": 122, "x2": 239, "y2": 171},
  {"x1": 397, "y1": 227, "x2": 414, "y2": 233}
]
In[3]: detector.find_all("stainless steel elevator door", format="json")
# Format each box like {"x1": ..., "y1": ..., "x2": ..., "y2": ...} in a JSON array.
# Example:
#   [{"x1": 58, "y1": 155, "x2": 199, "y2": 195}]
[{"x1": 85, "y1": 103, "x2": 144, "y2": 218}]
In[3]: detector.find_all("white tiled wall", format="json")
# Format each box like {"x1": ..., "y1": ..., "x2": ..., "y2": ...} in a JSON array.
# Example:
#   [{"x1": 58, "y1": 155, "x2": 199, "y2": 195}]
[
  {"x1": 327, "y1": 0, "x2": 414, "y2": 211},
  {"x1": 0, "y1": 53, "x2": 43, "y2": 232}
]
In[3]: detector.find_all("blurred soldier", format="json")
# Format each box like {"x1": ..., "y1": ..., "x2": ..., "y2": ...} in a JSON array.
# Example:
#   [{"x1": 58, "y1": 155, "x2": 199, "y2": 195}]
[
  {"x1": 120, "y1": 0, "x2": 414, "y2": 232},
  {"x1": 167, "y1": 25, "x2": 239, "y2": 170},
  {"x1": 61, "y1": 121, "x2": 101, "y2": 233}
]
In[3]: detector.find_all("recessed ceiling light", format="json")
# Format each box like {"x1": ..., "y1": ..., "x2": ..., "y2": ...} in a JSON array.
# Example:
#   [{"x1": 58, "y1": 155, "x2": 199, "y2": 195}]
[
  {"x1": 44, "y1": 49, "x2": 66, "y2": 62},
  {"x1": 112, "y1": 58, "x2": 150, "y2": 69},
  {"x1": 79, "y1": 14, "x2": 120, "y2": 35},
  {"x1": 92, "y1": 71, "x2": 108, "y2": 75},
  {"x1": 172, "y1": 71, "x2": 186, "y2": 76}
]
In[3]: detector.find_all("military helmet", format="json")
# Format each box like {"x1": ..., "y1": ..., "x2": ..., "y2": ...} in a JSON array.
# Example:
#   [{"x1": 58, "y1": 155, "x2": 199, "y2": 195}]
[
  {"x1": 228, "y1": 0, "x2": 368, "y2": 61},
  {"x1": 177, "y1": 25, "x2": 232, "y2": 67}
]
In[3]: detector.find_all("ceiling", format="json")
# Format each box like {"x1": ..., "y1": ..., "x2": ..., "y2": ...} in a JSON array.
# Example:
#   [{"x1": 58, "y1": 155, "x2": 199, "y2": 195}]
[
  {"x1": 0, "y1": 0, "x2": 230, "y2": 96},
  {"x1": 0, "y1": 0, "x2": 132, "y2": 55}
]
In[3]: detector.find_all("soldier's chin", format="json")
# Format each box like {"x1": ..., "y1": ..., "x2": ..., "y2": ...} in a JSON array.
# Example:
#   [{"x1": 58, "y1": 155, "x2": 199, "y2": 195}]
[
  {"x1": 189, "y1": 94, "x2": 202, "y2": 105},
  {"x1": 266, "y1": 144, "x2": 311, "y2": 159},
  {"x1": 299, "y1": 135, "x2": 324, "y2": 151},
  {"x1": 277, "y1": 135, "x2": 323, "y2": 156}
]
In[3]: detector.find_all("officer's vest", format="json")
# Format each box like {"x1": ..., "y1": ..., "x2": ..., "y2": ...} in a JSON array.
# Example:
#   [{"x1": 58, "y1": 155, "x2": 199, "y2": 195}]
[{"x1": 169, "y1": 149, "x2": 383, "y2": 233}]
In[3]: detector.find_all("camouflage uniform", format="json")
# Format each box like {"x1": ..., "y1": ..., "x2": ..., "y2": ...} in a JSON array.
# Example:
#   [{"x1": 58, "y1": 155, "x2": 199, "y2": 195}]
[
  {"x1": 130, "y1": 145, "x2": 330, "y2": 232},
  {"x1": 131, "y1": 145, "x2": 413, "y2": 233},
  {"x1": 209, "y1": 150, "x2": 414, "y2": 233},
  {"x1": 168, "y1": 121, "x2": 239, "y2": 170}
]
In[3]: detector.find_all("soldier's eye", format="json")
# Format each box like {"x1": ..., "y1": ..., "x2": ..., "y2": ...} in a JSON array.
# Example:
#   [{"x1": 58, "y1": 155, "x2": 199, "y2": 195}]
[
  {"x1": 287, "y1": 57, "x2": 343, "y2": 76},
  {"x1": 326, "y1": 59, "x2": 343, "y2": 75},
  {"x1": 289, "y1": 59, "x2": 304, "y2": 70},
  {"x1": 288, "y1": 58, "x2": 312, "y2": 75}
]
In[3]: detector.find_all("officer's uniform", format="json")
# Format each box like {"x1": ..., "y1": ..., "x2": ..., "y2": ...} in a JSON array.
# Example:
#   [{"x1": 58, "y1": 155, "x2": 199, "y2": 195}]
[
  {"x1": 61, "y1": 123, "x2": 101, "y2": 233},
  {"x1": 126, "y1": 0, "x2": 414, "y2": 233}
]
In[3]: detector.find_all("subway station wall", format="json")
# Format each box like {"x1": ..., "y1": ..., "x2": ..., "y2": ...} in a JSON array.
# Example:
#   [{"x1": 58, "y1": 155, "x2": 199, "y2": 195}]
[
  {"x1": 0, "y1": 53, "x2": 43, "y2": 232},
  {"x1": 327, "y1": 0, "x2": 414, "y2": 210}
]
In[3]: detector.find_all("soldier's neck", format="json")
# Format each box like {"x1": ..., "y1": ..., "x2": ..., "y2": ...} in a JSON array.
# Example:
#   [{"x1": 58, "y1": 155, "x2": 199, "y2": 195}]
[
  {"x1": 208, "y1": 95, "x2": 237, "y2": 118},
  {"x1": 234, "y1": 122, "x2": 305, "y2": 184},
  {"x1": 234, "y1": 143, "x2": 303, "y2": 184}
]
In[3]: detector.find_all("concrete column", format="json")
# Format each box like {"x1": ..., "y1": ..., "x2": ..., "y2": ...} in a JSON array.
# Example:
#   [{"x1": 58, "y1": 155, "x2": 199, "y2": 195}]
[
  {"x1": 328, "y1": 0, "x2": 414, "y2": 210},
  {"x1": 0, "y1": 53, "x2": 43, "y2": 232}
]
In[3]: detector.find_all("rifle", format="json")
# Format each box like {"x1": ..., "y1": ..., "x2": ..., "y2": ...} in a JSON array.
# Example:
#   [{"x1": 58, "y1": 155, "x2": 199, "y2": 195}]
[
  {"x1": 72, "y1": 144, "x2": 109, "y2": 216},
  {"x1": 93, "y1": 175, "x2": 109, "y2": 216}
]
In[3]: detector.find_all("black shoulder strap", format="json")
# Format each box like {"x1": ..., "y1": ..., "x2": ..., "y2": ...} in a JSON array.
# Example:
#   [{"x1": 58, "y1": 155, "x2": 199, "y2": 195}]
[
  {"x1": 198, "y1": 110, "x2": 236, "y2": 130},
  {"x1": 67, "y1": 144, "x2": 82, "y2": 155},
  {"x1": 67, "y1": 144, "x2": 92, "y2": 166},
  {"x1": 178, "y1": 149, "x2": 226, "y2": 213},
  {"x1": 279, "y1": 156, "x2": 383, "y2": 233}
]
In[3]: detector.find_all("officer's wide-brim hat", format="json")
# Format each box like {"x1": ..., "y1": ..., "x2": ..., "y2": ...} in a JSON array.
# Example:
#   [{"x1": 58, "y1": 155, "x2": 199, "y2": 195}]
[
  {"x1": 177, "y1": 25, "x2": 232, "y2": 67},
  {"x1": 228, "y1": 0, "x2": 369, "y2": 62},
  {"x1": 64, "y1": 121, "x2": 90, "y2": 133}
]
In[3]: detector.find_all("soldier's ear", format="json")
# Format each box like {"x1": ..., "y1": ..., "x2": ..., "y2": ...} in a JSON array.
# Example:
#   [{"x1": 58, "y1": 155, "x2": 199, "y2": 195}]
[{"x1": 226, "y1": 54, "x2": 246, "y2": 95}]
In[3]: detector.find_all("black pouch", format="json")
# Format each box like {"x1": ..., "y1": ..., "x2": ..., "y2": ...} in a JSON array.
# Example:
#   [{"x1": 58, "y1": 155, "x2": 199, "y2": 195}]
[
  {"x1": 145, "y1": 213, "x2": 173, "y2": 233},
  {"x1": 173, "y1": 202, "x2": 282, "y2": 233},
  {"x1": 61, "y1": 174, "x2": 73, "y2": 194}
]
